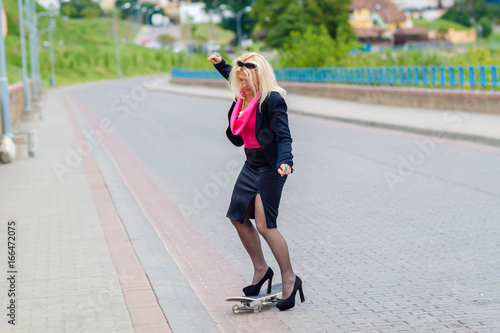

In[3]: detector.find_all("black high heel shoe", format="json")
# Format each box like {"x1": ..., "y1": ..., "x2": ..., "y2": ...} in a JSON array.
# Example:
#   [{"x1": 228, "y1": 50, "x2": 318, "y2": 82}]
[
  {"x1": 276, "y1": 276, "x2": 305, "y2": 311},
  {"x1": 243, "y1": 267, "x2": 274, "y2": 296}
]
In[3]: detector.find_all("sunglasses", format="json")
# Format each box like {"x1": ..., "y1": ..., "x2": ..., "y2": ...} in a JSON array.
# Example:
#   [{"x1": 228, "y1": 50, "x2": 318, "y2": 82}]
[{"x1": 237, "y1": 61, "x2": 257, "y2": 69}]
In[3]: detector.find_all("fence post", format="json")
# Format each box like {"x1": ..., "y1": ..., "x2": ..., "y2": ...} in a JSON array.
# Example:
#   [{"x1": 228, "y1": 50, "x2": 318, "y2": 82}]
[
  {"x1": 431, "y1": 67, "x2": 437, "y2": 89},
  {"x1": 440, "y1": 67, "x2": 446, "y2": 89},
  {"x1": 457, "y1": 67, "x2": 464, "y2": 90},
  {"x1": 479, "y1": 66, "x2": 486, "y2": 91},
  {"x1": 450, "y1": 67, "x2": 456, "y2": 90},
  {"x1": 469, "y1": 66, "x2": 475, "y2": 91},
  {"x1": 492, "y1": 66, "x2": 497, "y2": 92}
]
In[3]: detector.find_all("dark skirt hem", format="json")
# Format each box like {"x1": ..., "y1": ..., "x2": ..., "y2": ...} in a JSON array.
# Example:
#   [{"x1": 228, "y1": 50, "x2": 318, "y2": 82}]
[
  {"x1": 226, "y1": 193, "x2": 278, "y2": 229},
  {"x1": 226, "y1": 149, "x2": 286, "y2": 229}
]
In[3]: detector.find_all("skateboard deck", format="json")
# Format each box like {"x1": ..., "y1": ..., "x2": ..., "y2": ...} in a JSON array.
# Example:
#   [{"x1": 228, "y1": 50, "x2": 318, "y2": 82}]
[{"x1": 226, "y1": 283, "x2": 283, "y2": 313}]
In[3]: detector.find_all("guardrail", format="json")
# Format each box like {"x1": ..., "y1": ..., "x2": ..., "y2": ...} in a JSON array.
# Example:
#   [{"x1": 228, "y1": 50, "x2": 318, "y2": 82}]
[{"x1": 172, "y1": 65, "x2": 499, "y2": 91}]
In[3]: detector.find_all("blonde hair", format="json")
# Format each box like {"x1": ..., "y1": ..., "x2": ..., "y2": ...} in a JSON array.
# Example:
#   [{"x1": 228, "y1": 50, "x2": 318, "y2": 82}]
[{"x1": 228, "y1": 52, "x2": 286, "y2": 108}]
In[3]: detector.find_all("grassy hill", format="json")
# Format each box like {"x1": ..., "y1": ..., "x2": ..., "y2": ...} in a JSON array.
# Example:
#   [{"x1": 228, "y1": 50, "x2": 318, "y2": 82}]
[
  {"x1": 413, "y1": 19, "x2": 472, "y2": 34},
  {"x1": 3, "y1": 0, "x2": 191, "y2": 86}
]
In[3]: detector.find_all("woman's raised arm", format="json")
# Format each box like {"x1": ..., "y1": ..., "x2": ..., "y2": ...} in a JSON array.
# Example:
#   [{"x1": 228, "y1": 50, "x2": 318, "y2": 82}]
[{"x1": 207, "y1": 53, "x2": 232, "y2": 81}]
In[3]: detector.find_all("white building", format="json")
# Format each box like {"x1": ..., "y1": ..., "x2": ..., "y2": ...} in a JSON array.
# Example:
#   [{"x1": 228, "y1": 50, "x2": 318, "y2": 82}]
[
  {"x1": 37, "y1": 0, "x2": 60, "y2": 10},
  {"x1": 392, "y1": 0, "x2": 455, "y2": 20},
  {"x1": 179, "y1": 2, "x2": 222, "y2": 25},
  {"x1": 392, "y1": 0, "x2": 455, "y2": 10}
]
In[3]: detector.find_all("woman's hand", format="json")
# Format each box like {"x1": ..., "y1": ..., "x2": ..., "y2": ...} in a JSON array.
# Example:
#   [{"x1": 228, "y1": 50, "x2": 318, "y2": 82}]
[
  {"x1": 207, "y1": 52, "x2": 222, "y2": 65},
  {"x1": 278, "y1": 164, "x2": 292, "y2": 177}
]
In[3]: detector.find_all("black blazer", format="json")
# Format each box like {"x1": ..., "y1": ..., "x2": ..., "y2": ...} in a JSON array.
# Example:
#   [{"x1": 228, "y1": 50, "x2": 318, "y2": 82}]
[{"x1": 214, "y1": 59, "x2": 294, "y2": 170}]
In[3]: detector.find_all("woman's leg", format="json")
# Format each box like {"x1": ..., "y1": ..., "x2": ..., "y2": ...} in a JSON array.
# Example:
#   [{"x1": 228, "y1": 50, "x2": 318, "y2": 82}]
[
  {"x1": 230, "y1": 197, "x2": 269, "y2": 284},
  {"x1": 253, "y1": 194, "x2": 296, "y2": 299}
]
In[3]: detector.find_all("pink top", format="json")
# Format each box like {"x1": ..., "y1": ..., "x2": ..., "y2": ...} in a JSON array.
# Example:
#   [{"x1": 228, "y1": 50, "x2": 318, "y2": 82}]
[{"x1": 230, "y1": 91, "x2": 261, "y2": 148}]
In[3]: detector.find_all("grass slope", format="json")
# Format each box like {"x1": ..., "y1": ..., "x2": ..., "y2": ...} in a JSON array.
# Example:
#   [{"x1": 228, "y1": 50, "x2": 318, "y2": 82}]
[
  {"x1": 3, "y1": 0, "x2": 190, "y2": 86},
  {"x1": 413, "y1": 19, "x2": 472, "y2": 33}
]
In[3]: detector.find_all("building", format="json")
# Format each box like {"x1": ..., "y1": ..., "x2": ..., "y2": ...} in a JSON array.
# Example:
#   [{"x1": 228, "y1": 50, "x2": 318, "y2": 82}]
[
  {"x1": 349, "y1": 0, "x2": 429, "y2": 46},
  {"x1": 392, "y1": 0, "x2": 455, "y2": 20},
  {"x1": 96, "y1": 0, "x2": 193, "y2": 13}
]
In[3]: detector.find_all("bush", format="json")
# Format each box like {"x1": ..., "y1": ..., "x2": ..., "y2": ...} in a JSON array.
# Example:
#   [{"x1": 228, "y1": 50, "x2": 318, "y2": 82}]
[
  {"x1": 61, "y1": 5, "x2": 78, "y2": 18},
  {"x1": 477, "y1": 17, "x2": 492, "y2": 38},
  {"x1": 80, "y1": 7, "x2": 101, "y2": 19},
  {"x1": 441, "y1": 7, "x2": 472, "y2": 27},
  {"x1": 157, "y1": 34, "x2": 176, "y2": 47},
  {"x1": 279, "y1": 25, "x2": 358, "y2": 68}
]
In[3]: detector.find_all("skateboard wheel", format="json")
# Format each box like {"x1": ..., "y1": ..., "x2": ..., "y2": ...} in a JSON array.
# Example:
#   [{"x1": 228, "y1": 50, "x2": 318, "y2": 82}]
[
  {"x1": 232, "y1": 305, "x2": 240, "y2": 314},
  {"x1": 253, "y1": 304, "x2": 261, "y2": 313}
]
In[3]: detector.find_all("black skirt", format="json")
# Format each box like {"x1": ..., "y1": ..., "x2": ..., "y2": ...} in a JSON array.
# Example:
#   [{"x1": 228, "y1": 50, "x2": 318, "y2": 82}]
[{"x1": 226, "y1": 148, "x2": 287, "y2": 229}]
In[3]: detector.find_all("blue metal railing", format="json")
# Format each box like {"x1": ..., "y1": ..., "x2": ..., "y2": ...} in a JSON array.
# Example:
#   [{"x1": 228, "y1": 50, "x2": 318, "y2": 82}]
[{"x1": 172, "y1": 65, "x2": 500, "y2": 91}]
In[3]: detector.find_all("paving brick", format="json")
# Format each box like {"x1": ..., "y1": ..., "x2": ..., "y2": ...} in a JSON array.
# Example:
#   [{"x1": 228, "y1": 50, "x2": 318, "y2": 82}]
[{"x1": 2, "y1": 78, "x2": 499, "y2": 333}]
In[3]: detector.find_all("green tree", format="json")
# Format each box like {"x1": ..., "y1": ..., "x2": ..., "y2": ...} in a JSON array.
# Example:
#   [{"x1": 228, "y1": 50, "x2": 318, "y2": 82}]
[
  {"x1": 441, "y1": 0, "x2": 500, "y2": 26},
  {"x1": 264, "y1": 3, "x2": 312, "y2": 49},
  {"x1": 279, "y1": 25, "x2": 358, "y2": 68},
  {"x1": 61, "y1": 5, "x2": 78, "y2": 18},
  {"x1": 60, "y1": 0, "x2": 103, "y2": 19},
  {"x1": 441, "y1": 5, "x2": 472, "y2": 26},
  {"x1": 477, "y1": 17, "x2": 492, "y2": 38},
  {"x1": 80, "y1": 6, "x2": 101, "y2": 19},
  {"x1": 252, "y1": 0, "x2": 355, "y2": 49}
]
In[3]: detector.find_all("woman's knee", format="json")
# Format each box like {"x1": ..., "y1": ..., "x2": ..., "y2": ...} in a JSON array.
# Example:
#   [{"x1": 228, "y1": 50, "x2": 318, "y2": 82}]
[
  {"x1": 255, "y1": 220, "x2": 269, "y2": 236},
  {"x1": 230, "y1": 218, "x2": 242, "y2": 227},
  {"x1": 230, "y1": 218, "x2": 251, "y2": 229}
]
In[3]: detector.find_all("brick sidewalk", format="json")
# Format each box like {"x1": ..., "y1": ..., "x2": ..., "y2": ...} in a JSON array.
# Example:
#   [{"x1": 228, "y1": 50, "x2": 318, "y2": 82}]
[
  {"x1": 1, "y1": 78, "x2": 499, "y2": 333},
  {"x1": 0, "y1": 89, "x2": 136, "y2": 332}
]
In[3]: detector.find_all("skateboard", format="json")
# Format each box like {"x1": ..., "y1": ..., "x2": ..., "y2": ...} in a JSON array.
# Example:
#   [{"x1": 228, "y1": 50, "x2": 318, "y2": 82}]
[{"x1": 225, "y1": 283, "x2": 283, "y2": 313}]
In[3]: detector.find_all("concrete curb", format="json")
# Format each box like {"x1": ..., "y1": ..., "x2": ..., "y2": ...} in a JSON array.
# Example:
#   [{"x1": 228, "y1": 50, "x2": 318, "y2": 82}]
[{"x1": 149, "y1": 84, "x2": 500, "y2": 149}]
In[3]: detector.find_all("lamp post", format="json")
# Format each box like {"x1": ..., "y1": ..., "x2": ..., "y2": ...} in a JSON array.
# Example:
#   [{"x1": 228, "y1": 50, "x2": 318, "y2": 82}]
[
  {"x1": 129, "y1": 4, "x2": 141, "y2": 42},
  {"x1": 0, "y1": 0, "x2": 16, "y2": 162},
  {"x1": 37, "y1": 10, "x2": 56, "y2": 87},
  {"x1": 113, "y1": 3, "x2": 130, "y2": 79},
  {"x1": 18, "y1": 0, "x2": 31, "y2": 110},
  {"x1": 140, "y1": 6, "x2": 147, "y2": 25},
  {"x1": 48, "y1": 18, "x2": 56, "y2": 86},
  {"x1": 236, "y1": 6, "x2": 251, "y2": 49},
  {"x1": 31, "y1": 0, "x2": 42, "y2": 97},
  {"x1": 25, "y1": 0, "x2": 40, "y2": 100}
]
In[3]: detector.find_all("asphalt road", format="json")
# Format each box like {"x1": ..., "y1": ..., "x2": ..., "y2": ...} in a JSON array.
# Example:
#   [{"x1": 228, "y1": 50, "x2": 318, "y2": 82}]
[{"x1": 70, "y1": 78, "x2": 500, "y2": 332}]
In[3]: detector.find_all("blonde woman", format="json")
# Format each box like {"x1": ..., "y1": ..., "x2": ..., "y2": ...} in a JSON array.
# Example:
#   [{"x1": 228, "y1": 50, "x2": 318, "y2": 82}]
[{"x1": 207, "y1": 52, "x2": 304, "y2": 311}]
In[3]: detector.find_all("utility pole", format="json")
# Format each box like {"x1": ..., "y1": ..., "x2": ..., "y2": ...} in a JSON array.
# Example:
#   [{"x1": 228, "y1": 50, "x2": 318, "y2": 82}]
[
  {"x1": 113, "y1": 3, "x2": 131, "y2": 79},
  {"x1": 26, "y1": 0, "x2": 39, "y2": 100},
  {"x1": 18, "y1": 0, "x2": 32, "y2": 110},
  {"x1": 48, "y1": 18, "x2": 56, "y2": 86},
  {"x1": 0, "y1": 0, "x2": 16, "y2": 162}
]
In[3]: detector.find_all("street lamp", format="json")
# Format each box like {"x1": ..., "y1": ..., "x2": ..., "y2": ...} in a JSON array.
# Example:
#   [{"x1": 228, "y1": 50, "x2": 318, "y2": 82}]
[
  {"x1": 24, "y1": 0, "x2": 40, "y2": 100},
  {"x1": 113, "y1": 2, "x2": 130, "y2": 79},
  {"x1": 32, "y1": 0, "x2": 42, "y2": 97},
  {"x1": 0, "y1": 0, "x2": 16, "y2": 162},
  {"x1": 37, "y1": 9, "x2": 57, "y2": 87},
  {"x1": 48, "y1": 18, "x2": 56, "y2": 86},
  {"x1": 236, "y1": 6, "x2": 251, "y2": 50},
  {"x1": 128, "y1": 4, "x2": 141, "y2": 42},
  {"x1": 140, "y1": 6, "x2": 147, "y2": 25},
  {"x1": 18, "y1": 0, "x2": 31, "y2": 110}
]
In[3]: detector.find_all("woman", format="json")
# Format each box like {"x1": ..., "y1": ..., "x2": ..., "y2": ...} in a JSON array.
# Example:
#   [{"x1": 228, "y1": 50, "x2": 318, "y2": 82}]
[{"x1": 207, "y1": 52, "x2": 305, "y2": 311}]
